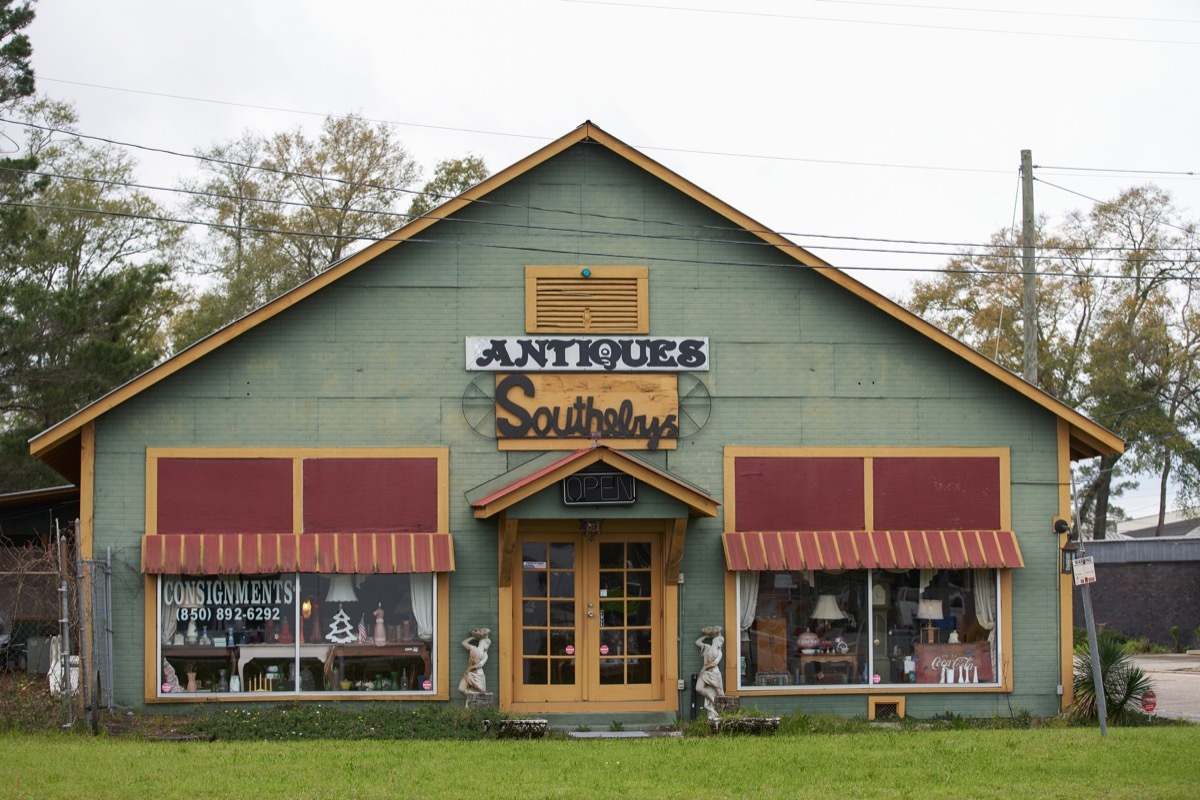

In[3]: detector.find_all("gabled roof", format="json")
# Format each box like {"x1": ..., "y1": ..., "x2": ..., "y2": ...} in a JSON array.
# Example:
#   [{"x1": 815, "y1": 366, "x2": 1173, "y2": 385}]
[
  {"x1": 466, "y1": 446, "x2": 719, "y2": 519},
  {"x1": 29, "y1": 121, "x2": 1122, "y2": 474}
]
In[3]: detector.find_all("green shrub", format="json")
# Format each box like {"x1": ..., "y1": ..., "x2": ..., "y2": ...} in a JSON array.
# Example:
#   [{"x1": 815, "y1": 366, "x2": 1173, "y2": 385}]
[
  {"x1": 183, "y1": 702, "x2": 514, "y2": 741},
  {"x1": 1071, "y1": 635, "x2": 1155, "y2": 725}
]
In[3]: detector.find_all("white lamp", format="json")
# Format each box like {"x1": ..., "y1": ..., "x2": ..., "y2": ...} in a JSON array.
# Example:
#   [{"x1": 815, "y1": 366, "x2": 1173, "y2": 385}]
[
  {"x1": 325, "y1": 575, "x2": 359, "y2": 604},
  {"x1": 917, "y1": 598, "x2": 944, "y2": 643},
  {"x1": 812, "y1": 594, "x2": 846, "y2": 623}
]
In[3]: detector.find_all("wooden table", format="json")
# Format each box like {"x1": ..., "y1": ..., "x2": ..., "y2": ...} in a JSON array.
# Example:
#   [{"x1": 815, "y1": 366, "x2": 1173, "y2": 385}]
[
  {"x1": 797, "y1": 650, "x2": 859, "y2": 684},
  {"x1": 333, "y1": 642, "x2": 431, "y2": 682},
  {"x1": 236, "y1": 643, "x2": 331, "y2": 684}
]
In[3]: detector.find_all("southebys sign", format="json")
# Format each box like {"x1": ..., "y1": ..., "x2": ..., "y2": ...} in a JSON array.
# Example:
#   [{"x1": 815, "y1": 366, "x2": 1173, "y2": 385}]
[
  {"x1": 494, "y1": 373, "x2": 678, "y2": 450},
  {"x1": 466, "y1": 336, "x2": 709, "y2": 372}
]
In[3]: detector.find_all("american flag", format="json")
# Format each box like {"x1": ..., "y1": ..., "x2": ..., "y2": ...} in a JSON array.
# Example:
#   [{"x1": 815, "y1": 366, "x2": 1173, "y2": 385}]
[{"x1": 357, "y1": 614, "x2": 367, "y2": 644}]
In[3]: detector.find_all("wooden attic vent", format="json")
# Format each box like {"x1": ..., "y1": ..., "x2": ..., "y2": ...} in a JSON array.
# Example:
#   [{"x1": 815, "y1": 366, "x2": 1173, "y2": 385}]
[{"x1": 525, "y1": 266, "x2": 648, "y2": 334}]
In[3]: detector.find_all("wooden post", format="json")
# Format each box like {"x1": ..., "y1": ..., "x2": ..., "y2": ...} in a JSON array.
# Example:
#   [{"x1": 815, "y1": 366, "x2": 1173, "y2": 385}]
[{"x1": 1021, "y1": 149, "x2": 1037, "y2": 385}]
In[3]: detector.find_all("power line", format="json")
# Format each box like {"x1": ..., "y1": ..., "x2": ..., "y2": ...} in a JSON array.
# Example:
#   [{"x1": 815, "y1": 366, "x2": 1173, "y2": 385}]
[
  {"x1": 37, "y1": 78, "x2": 1200, "y2": 179},
  {"x1": 6, "y1": 164, "x2": 1196, "y2": 267},
  {"x1": 4, "y1": 120, "x2": 1197, "y2": 259},
  {"x1": 37, "y1": 78, "x2": 1007, "y2": 175},
  {"x1": 1037, "y1": 164, "x2": 1198, "y2": 178},
  {"x1": 562, "y1": 0, "x2": 1200, "y2": 45},
  {"x1": 1035, "y1": 177, "x2": 1198, "y2": 235},
  {"x1": 4, "y1": 198, "x2": 1196, "y2": 284},
  {"x1": 813, "y1": 0, "x2": 1200, "y2": 26}
]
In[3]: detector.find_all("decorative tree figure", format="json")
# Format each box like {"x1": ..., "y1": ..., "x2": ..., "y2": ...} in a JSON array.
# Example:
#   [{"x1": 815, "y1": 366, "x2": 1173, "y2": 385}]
[{"x1": 326, "y1": 605, "x2": 356, "y2": 644}]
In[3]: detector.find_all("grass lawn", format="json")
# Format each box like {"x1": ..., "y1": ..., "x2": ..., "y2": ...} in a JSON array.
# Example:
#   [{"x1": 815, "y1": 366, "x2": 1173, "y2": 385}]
[{"x1": 2, "y1": 727, "x2": 1197, "y2": 799}]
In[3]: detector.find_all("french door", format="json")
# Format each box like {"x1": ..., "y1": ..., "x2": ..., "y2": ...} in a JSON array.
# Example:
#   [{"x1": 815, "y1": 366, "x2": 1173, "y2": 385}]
[{"x1": 514, "y1": 528, "x2": 661, "y2": 703}]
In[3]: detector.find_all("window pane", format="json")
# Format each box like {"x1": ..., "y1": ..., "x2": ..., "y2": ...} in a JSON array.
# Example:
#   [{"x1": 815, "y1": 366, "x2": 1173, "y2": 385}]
[
  {"x1": 626, "y1": 542, "x2": 651, "y2": 569},
  {"x1": 523, "y1": 600, "x2": 548, "y2": 627},
  {"x1": 523, "y1": 629, "x2": 547, "y2": 656},
  {"x1": 548, "y1": 542, "x2": 574, "y2": 569},
  {"x1": 159, "y1": 572, "x2": 438, "y2": 696},
  {"x1": 599, "y1": 542, "x2": 623, "y2": 569},
  {"x1": 549, "y1": 601, "x2": 575, "y2": 626},
  {"x1": 521, "y1": 542, "x2": 547, "y2": 568},
  {"x1": 733, "y1": 570, "x2": 870, "y2": 688},
  {"x1": 548, "y1": 571, "x2": 575, "y2": 598},
  {"x1": 522, "y1": 571, "x2": 547, "y2": 598}
]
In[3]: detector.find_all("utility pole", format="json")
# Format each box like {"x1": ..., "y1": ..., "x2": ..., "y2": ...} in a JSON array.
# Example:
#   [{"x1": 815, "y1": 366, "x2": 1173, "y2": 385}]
[{"x1": 1021, "y1": 149, "x2": 1037, "y2": 385}]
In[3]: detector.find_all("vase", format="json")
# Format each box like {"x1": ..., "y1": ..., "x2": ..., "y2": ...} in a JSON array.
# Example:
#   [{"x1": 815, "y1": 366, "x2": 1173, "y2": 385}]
[{"x1": 186, "y1": 672, "x2": 198, "y2": 693}]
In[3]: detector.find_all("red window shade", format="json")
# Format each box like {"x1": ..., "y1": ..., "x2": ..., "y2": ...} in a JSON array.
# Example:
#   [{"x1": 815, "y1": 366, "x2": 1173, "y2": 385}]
[
  {"x1": 303, "y1": 458, "x2": 438, "y2": 533},
  {"x1": 873, "y1": 457, "x2": 1001, "y2": 530},
  {"x1": 734, "y1": 457, "x2": 865, "y2": 530},
  {"x1": 157, "y1": 458, "x2": 292, "y2": 534}
]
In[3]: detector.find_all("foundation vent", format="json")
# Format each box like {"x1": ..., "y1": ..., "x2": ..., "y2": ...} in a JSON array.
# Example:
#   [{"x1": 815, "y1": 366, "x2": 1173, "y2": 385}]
[{"x1": 868, "y1": 696, "x2": 905, "y2": 721}]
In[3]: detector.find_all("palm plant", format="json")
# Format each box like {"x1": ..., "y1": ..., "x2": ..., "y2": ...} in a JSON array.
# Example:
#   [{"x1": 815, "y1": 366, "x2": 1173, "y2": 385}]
[{"x1": 1070, "y1": 632, "x2": 1154, "y2": 724}]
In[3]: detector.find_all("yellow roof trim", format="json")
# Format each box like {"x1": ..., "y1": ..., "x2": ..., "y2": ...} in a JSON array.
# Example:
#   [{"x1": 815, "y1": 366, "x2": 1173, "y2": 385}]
[{"x1": 30, "y1": 120, "x2": 1121, "y2": 463}]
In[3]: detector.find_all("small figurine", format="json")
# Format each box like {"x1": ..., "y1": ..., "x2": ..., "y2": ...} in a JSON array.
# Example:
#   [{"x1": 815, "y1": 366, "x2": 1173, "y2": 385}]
[
  {"x1": 458, "y1": 627, "x2": 491, "y2": 704},
  {"x1": 695, "y1": 626, "x2": 725, "y2": 720},
  {"x1": 161, "y1": 658, "x2": 180, "y2": 693},
  {"x1": 374, "y1": 603, "x2": 387, "y2": 646},
  {"x1": 948, "y1": 630, "x2": 960, "y2": 644}
]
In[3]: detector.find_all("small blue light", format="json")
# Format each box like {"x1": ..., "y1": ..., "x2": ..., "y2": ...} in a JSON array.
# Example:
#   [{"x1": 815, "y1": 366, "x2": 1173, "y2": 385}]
[{"x1": 581, "y1": 268, "x2": 591, "y2": 278}]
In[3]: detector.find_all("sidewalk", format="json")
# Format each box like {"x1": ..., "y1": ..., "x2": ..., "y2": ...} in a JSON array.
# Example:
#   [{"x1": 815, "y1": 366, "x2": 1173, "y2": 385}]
[{"x1": 1129, "y1": 653, "x2": 1200, "y2": 722}]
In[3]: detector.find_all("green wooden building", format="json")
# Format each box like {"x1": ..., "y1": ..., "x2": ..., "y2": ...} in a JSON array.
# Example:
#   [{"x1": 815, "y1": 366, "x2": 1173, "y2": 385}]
[{"x1": 31, "y1": 122, "x2": 1121, "y2": 723}]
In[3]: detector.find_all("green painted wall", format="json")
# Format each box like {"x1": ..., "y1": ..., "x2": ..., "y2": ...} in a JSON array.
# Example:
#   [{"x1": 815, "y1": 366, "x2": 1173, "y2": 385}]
[{"x1": 90, "y1": 142, "x2": 1067, "y2": 717}]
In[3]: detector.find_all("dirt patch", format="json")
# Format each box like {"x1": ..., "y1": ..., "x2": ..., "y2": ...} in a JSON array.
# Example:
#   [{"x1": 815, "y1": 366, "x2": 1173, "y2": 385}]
[{"x1": 0, "y1": 672, "x2": 191, "y2": 737}]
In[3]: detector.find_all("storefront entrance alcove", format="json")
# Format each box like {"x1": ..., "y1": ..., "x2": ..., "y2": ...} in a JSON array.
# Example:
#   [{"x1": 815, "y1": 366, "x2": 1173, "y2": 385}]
[
  {"x1": 514, "y1": 521, "x2": 663, "y2": 705},
  {"x1": 466, "y1": 446, "x2": 719, "y2": 713}
]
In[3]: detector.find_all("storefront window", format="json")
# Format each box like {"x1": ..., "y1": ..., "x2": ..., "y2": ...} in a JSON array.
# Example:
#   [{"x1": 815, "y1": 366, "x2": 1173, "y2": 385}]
[
  {"x1": 736, "y1": 569, "x2": 1000, "y2": 689},
  {"x1": 157, "y1": 573, "x2": 436, "y2": 697}
]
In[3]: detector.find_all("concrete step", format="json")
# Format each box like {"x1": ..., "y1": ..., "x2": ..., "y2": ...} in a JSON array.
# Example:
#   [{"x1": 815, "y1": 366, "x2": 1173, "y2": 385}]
[{"x1": 542, "y1": 711, "x2": 680, "y2": 733}]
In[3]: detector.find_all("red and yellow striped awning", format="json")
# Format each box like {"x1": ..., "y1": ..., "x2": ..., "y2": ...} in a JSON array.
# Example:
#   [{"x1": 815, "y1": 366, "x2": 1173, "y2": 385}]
[
  {"x1": 141, "y1": 532, "x2": 455, "y2": 575},
  {"x1": 721, "y1": 530, "x2": 1023, "y2": 572}
]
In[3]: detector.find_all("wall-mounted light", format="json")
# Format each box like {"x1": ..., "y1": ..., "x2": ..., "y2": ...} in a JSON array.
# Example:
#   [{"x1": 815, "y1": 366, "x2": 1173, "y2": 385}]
[{"x1": 1061, "y1": 538, "x2": 1080, "y2": 574}]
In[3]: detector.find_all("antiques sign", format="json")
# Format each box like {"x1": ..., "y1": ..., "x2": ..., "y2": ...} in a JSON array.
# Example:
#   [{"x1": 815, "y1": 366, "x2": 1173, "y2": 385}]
[
  {"x1": 495, "y1": 373, "x2": 678, "y2": 450},
  {"x1": 467, "y1": 336, "x2": 708, "y2": 372}
]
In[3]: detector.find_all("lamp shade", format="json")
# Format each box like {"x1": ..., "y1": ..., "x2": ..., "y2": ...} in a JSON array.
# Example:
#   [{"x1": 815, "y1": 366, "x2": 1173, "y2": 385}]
[
  {"x1": 325, "y1": 574, "x2": 359, "y2": 604},
  {"x1": 917, "y1": 598, "x2": 944, "y2": 621},
  {"x1": 812, "y1": 594, "x2": 846, "y2": 621},
  {"x1": 179, "y1": 583, "x2": 203, "y2": 610}
]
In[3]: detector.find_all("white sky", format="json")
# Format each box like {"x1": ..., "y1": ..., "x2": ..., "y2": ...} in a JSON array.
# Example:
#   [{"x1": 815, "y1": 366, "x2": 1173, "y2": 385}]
[{"x1": 23, "y1": 0, "x2": 1200, "y2": 516}]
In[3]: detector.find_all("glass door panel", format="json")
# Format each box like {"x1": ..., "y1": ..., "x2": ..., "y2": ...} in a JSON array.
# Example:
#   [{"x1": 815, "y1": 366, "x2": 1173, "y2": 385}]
[
  {"x1": 517, "y1": 539, "x2": 579, "y2": 701},
  {"x1": 591, "y1": 536, "x2": 658, "y2": 701},
  {"x1": 514, "y1": 529, "x2": 661, "y2": 704}
]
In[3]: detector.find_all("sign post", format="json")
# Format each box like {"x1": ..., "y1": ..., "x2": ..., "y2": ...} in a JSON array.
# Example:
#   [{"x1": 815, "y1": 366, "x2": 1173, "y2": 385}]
[{"x1": 1073, "y1": 553, "x2": 1107, "y2": 736}]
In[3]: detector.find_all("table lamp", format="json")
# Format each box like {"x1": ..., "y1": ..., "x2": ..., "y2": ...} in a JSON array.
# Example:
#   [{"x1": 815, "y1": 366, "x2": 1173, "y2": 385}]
[
  {"x1": 812, "y1": 594, "x2": 846, "y2": 627},
  {"x1": 324, "y1": 574, "x2": 359, "y2": 644},
  {"x1": 917, "y1": 598, "x2": 944, "y2": 643}
]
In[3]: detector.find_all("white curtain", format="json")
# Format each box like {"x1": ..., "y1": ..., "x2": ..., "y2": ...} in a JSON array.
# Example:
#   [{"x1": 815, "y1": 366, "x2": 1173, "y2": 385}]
[
  {"x1": 973, "y1": 568, "x2": 996, "y2": 640},
  {"x1": 737, "y1": 571, "x2": 760, "y2": 642},
  {"x1": 973, "y1": 569, "x2": 999, "y2": 678},
  {"x1": 410, "y1": 573, "x2": 435, "y2": 642},
  {"x1": 160, "y1": 586, "x2": 178, "y2": 642}
]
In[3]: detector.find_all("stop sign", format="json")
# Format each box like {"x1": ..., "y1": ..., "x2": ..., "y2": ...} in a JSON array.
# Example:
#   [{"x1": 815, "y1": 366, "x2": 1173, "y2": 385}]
[{"x1": 1141, "y1": 689, "x2": 1157, "y2": 714}]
